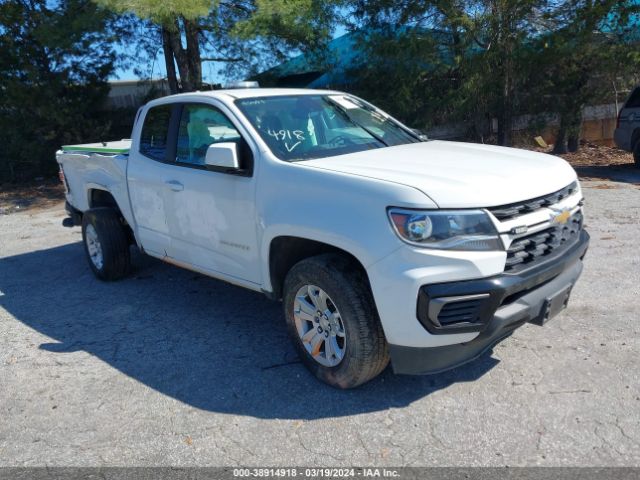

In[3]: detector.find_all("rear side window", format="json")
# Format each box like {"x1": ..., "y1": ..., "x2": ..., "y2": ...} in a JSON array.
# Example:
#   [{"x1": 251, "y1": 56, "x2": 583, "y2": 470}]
[
  {"x1": 139, "y1": 105, "x2": 172, "y2": 161},
  {"x1": 625, "y1": 88, "x2": 640, "y2": 109}
]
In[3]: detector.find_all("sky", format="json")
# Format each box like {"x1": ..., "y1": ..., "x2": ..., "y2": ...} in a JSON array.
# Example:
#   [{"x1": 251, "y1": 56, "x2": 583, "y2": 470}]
[
  {"x1": 111, "y1": 25, "x2": 348, "y2": 84},
  {"x1": 112, "y1": 48, "x2": 229, "y2": 83}
]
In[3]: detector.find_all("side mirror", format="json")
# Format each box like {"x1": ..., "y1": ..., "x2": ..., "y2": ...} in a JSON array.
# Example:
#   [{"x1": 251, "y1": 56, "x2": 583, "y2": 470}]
[{"x1": 204, "y1": 142, "x2": 240, "y2": 170}]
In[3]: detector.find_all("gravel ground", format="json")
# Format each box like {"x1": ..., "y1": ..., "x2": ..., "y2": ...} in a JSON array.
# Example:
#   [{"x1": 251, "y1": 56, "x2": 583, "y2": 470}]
[{"x1": 0, "y1": 179, "x2": 639, "y2": 467}]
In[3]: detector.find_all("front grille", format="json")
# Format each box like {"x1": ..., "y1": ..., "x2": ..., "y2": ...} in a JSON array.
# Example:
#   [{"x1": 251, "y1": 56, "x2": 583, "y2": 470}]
[
  {"x1": 489, "y1": 181, "x2": 578, "y2": 221},
  {"x1": 437, "y1": 298, "x2": 485, "y2": 325},
  {"x1": 505, "y1": 211, "x2": 583, "y2": 272}
]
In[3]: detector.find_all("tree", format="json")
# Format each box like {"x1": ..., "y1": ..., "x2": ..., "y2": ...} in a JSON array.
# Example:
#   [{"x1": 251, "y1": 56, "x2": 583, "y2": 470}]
[
  {"x1": 96, "y1": 0, "x2": 337, "y2": 93},
  {"x1": 466, "y1": 0, "x2": 546, "y2": 146},
  {"x1": 340, "y1": 0, "x2": 639, "y2": 149},
  {"x1": 0, "y1": 0, "x2": 125, "y2": 182},
  {"x1": 339, "y1": 1, "x2": 478, "y2": 131},
  {"x1": 525, "y1": 0, "x2": 640, "y2": 153},
  {"x1": 340, "y1": 0, "x2": 546, "y2": 145}
]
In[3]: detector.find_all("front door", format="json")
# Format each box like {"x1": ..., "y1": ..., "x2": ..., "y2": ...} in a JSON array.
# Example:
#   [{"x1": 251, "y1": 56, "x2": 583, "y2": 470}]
[{"x1": 161, "y1": 102, "x2": 261, "y2": 285}]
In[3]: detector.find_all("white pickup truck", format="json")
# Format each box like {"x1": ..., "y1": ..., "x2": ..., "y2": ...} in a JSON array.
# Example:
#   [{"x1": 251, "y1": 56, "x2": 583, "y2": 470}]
[{"x1": 57, "y1": 87, "x2": 589, "y2": 388}]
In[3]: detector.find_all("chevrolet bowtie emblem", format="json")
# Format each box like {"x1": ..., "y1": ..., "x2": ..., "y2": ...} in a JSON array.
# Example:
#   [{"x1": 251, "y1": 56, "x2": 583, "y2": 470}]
[{"x1": 550, "y1": 208, "x2": 571, "y2": 225}]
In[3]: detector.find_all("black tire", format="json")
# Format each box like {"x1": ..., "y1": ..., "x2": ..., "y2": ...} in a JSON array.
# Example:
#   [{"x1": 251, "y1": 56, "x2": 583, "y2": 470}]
[
  {"x1": 282, "y1": 254, "x2": 389, "y2": 388},
  {"x1": 81, "y1": 208, "x2": 131, "y2": 281},
  {"x1": 633, "y1": 139, "x2": 640, "y2": 168}
]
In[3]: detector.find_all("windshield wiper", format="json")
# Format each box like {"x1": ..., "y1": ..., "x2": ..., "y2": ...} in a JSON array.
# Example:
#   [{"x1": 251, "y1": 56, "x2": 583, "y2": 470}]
[{"x1": 328, "y1": 100, "x2": 389, "y2": 147}]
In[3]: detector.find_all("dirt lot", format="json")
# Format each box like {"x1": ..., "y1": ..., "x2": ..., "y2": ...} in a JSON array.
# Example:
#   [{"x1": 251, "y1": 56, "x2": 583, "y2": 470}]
[
  {"x1": 0, "y1": 147, "x2": 639, "y2": 466},
  {"x1": 0, "y1": 179, "x2": 65, "y2": 215}
]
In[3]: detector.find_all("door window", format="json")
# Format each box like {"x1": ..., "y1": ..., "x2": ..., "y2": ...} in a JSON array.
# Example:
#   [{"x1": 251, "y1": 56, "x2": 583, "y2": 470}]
[
  {"x1": 139, "y1": 105, "x2": 172, "y2": 161},
  {"x1": 176, "y1": 104, "x2": 242, "y2": 166}
]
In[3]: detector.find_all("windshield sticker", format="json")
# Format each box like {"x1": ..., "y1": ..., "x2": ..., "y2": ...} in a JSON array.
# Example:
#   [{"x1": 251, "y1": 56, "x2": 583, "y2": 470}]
[
  {"x1": 328, "y1": 95, "x2": 360, "y2": 110},
  {"x1": 267, "y1": 129, "x2": 305, "y2": 152},
  {"x1": 307, "y1": 118, "x2": 318, "y2": 146},
  {"x1": 240, "y1": 99, "x2": 265, "y2": 106},
  {"x1": 370, "y1": 111, "x2": 387, "y2": 123}
]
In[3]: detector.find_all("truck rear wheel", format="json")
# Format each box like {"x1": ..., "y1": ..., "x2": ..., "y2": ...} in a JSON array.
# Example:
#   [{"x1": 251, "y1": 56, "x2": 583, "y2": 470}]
[
  {"x1": 81, "y1": 208, "x2": 131, "y2": 281},
  {"x1": 283, "y1": 254, "x2": 389, "y2": 388}
]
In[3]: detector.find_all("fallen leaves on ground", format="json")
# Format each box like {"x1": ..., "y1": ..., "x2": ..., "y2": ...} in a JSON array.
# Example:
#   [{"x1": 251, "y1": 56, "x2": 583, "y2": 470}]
[{"x1": 0, "y1": 178, "x2": 65, "y2": 214}]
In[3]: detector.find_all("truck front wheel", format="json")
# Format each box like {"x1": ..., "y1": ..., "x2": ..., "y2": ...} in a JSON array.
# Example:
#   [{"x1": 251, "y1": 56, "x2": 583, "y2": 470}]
[
  {"x1": 81, "y1": 208, "x2": 131, "y2": 281},
  {"x1": 283, "y1": 254, "x2": 389, "y2": 388}
]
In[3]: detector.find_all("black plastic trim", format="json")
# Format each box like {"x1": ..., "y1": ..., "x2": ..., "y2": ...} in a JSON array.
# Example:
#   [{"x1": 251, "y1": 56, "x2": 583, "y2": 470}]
[
  {"x1": 487, "y1": 181, "x2": 579, "y2": 221},
  {"x1": 416, "y1": 229, "x2": 590, "y2": 334},
  {"x1": 392, "y1": 247, "x2": 587, "y2": 375},
  {"x1": 63, "y1": 201, "x2": 82, "y2": 227}
]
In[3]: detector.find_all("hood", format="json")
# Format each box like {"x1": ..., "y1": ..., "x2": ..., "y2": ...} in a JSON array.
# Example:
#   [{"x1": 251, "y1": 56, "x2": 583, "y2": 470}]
[{"x1": 303, "y1": 141, "x2": 578, "y2": 208}]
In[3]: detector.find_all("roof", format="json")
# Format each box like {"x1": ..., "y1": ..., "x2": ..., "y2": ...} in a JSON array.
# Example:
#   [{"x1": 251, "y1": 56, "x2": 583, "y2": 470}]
[
  {"x1": 148, "y1": 88, "x2": 343, "y2": 106},
  {"x1": 219, "y1": 87, "x2": 341, "y2": 99}
]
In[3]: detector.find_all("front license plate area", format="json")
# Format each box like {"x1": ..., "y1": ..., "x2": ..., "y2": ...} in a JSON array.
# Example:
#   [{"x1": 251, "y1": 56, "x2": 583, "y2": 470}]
[{"x1": 531, "y1": 284, "x2": 573, "y2": 326}]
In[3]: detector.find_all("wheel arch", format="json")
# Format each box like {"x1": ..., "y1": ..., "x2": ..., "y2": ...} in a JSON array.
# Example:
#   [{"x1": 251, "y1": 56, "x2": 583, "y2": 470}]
[
  {"x1": 266, "y1": 235, "x2": 372, "y2": 301},
  {"x1": 86, "y1": 187, "x2": 136, "y2": 245},
  {"x1": 88, "y1": 188, "x2": 119, "y2": 210}
]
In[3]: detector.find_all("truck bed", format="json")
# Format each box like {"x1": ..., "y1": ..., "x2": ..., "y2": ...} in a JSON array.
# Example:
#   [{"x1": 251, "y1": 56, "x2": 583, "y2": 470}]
[
  {"x1": 61, "y1": 139, "x2": 131, "y2": 155},
  {"x1": 56, "y1": 140, "x2": 133, "y2": 225}
]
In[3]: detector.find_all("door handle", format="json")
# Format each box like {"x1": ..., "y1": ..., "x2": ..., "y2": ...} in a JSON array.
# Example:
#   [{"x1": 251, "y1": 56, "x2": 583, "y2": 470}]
[{"x1": 165, "y1": 180, "x2": 184, "y2": 192}]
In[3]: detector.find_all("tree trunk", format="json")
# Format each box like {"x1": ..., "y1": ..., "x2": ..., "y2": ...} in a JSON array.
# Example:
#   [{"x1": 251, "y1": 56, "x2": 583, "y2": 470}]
[
  {"x1": 553, "y1": 123, "x2": 568, "y2": 154},
  {"x1": 567, "y1": 135, "x2": 579, "y2": 153},
  {"x1": 497, "y1": 103, "x2": 513, "y2": 146},
  {"x1": 496, "y1": 18, "x2": 515, "y2": 147},
  {"x1": 184, "y1": 18, "x2": 202, "y2": 90},
  {"x1": 497, "y1": 77, "x2": 514, "y2": 146},
  {"x1": 167, "y1": 18, "x2": 194, "y2": 91},
  {"x1": 161, "y1": 27, "x2": 179, "y2": 94},
  {"x1": 567, "y1": 108, "x2": 583, "y2": 153}
]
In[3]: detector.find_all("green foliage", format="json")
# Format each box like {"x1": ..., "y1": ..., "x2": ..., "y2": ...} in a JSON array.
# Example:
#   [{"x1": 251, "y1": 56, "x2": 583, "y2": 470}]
[
  {"x1": 343, "y1": 29, "x2": 447, "y2": 129},
  {"x1": 93, "y1": 0, "x2": 337, "y2": 93},
  {"x1": 523, "y1": 0, "x2": 640, "y2": 151},
  {"x1": 233, "y1": 0, "x2": 333, "y2": 50},
  {"x1": 95, "y1": 0, "x2": 211, "y2": 24},
  {"x1": 2, "y1": 0, "x2": 636, "y2": 183},
  {"x1": 0, "y1": 0, "x2": 123, "y2": 182},
  {"x1": 340, "y1": 0, "x2": 640, "y2": 147}
]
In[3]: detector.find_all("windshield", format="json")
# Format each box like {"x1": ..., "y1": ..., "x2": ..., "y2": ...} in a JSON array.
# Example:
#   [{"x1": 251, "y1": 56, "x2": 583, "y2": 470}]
[{"x1": 235, "y1": 94, "x2": 423, "y2": 161}]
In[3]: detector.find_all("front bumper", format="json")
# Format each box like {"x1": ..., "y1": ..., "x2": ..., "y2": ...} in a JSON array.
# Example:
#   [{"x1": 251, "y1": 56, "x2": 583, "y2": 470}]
[{"x1": 388, "y1": 229, "x2": 589, "y2": 375}]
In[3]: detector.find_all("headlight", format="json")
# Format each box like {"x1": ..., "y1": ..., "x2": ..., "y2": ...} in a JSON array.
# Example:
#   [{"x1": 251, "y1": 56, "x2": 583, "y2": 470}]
[{"x1": 388, "y1": 208, "x2": 503, "y2": 251}]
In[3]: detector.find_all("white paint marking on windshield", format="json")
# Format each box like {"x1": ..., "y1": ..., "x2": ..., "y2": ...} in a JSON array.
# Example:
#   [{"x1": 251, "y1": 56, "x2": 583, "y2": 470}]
[
  {"x1": 267, "y1": 129, "x2": 305, "y2": 152},
  {"x1": 284, "y1": 141, "x2": 302, "y2": 152}
]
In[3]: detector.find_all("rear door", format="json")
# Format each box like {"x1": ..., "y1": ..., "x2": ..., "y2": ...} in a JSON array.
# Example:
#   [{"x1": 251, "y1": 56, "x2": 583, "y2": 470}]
[{"x1": 127, "y1": 103, "x2": 179, "y2": 257}]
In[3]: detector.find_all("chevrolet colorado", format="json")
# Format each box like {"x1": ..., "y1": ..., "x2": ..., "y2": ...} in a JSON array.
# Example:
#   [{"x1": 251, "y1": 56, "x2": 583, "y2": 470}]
[{"x1": 57, "y1": 88, "x2": 589, "y2": 388}]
